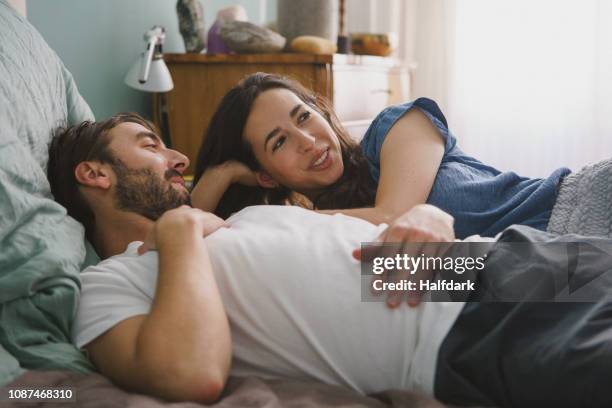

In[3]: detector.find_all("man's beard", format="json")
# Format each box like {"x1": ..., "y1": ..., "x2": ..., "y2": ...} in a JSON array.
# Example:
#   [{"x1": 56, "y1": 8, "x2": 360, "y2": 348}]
[{"x1": 112, "y1": 161, "x2": 191, "y2": 221}]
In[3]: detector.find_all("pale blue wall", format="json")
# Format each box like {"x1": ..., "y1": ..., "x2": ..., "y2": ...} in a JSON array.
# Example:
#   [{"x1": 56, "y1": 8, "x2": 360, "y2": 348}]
[{"x1": 28, "y1": 0, "x2": 276, "y2": 120}]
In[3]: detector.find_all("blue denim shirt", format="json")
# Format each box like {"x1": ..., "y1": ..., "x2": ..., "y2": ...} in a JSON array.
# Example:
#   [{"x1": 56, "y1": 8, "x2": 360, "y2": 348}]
[{"x1": 360, "y1": 98, "x2": 571, "y2": 239}]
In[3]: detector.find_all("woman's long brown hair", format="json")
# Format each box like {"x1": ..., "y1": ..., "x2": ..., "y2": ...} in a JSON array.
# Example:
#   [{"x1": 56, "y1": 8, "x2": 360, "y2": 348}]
[{"x1": 193, "y1": 72, "x2": 376, "y2": 219}]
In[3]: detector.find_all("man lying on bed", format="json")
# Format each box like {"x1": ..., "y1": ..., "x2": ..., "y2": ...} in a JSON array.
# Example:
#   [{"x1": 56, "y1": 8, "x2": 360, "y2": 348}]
[{"x1": 47, "y1": 113, "x2": 612, "y2": 407}]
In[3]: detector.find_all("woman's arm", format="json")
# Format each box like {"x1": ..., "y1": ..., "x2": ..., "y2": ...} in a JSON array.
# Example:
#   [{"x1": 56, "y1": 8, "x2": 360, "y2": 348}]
[
  {"x1": 317, "y1": 207, "x2": 394, "y2": 224},
  {"x1": 320, "y1": 108, "x2": 445, "y2": 224},
  {"x1": 191, "y1": 161, "x2": 257, "y2": 213},
  {"x1": 353, "y1": 204, "x2": 455, "y2": 308}
]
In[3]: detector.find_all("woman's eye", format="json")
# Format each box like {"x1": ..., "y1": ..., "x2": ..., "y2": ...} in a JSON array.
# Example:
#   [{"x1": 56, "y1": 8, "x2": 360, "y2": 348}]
[
  {"x1": 298, "y1": 111, "x2": 311, "y2": 123},
  {"x1": 272, "y1": 136, "x2": 286, "y2": 152}
]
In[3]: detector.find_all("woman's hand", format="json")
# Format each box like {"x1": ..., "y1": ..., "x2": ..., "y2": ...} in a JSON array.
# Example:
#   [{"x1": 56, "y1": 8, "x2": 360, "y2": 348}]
[
  {"x1": 353, "y1": 204, "x2": 455, "y2": 308},
  {"x1": 138, "y1": 206, "x2": 228, "y2": 255},
  {"x1": 224, "y1": 160, "x2": 258, "y2": 187},
  {"x1": 205, "y1": 160, "x2": 259, "y2": 186},
  {"x1": 191, "y1": 161, "x2": 258, "y2": 213}
]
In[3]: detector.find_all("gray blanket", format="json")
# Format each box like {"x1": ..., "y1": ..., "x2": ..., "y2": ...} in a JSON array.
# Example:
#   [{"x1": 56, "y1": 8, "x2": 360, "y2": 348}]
[{"x1": 547, "y1": 158, "x2": 612, "y2": 237}]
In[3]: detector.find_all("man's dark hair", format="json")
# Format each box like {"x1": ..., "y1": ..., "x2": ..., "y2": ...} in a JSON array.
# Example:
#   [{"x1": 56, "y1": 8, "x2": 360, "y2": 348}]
[{"x1": 47, "y1": 112, "x2": 155, "y2": 241}]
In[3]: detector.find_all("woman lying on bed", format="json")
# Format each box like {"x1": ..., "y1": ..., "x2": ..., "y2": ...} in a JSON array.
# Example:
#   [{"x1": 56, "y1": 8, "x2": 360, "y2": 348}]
[{"x1": 192, "y1": 72, "x2": 612, "y2": 240}]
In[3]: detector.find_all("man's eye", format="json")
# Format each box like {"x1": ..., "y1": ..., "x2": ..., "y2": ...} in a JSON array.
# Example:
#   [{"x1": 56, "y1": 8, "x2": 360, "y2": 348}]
[
  {"x1": 272, "y1": 136, "x2": 286, "y2": 152},
  {"x1": 145, "y1": 144, "x2": 158, "y2": 150},
  {"x1": 298, "y1": 111, "x2": 311, "y2": 123}
]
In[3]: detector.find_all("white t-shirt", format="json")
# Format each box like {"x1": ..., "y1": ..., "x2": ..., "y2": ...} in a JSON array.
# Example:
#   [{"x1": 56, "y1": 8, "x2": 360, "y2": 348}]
[{"x1": 73, "y1": 206, "x2": 466, "y2": 395}]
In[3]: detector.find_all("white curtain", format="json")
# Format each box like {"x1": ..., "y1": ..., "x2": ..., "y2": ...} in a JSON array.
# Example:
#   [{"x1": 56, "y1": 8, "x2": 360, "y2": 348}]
[{"x1": 400, "y1": 0, "x2": 612, "y2": 177}]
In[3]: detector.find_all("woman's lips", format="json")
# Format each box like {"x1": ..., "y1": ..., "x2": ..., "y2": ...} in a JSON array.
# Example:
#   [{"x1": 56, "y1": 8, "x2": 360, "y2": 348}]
[{"x1": 309, "y1": 148, "x2": 332, "y2": 171}]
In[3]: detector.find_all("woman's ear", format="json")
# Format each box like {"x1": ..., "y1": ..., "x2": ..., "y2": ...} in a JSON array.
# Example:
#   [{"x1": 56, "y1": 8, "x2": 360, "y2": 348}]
[
  {"x1": 255, "y1": 171, "x2": 279, "y2": 189},
  {"x1": 75, "y1": 162, "x2": 112, "y2": 190}
]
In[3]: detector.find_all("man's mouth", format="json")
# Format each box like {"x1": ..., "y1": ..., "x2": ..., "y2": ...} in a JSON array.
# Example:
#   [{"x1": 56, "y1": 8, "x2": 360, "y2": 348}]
[
  {"x1": 310, "y1": 147, "x2": 331, "y2": 170},
  {"x1": 169, "y1": 176, "x2": 185, "y2": 187}
]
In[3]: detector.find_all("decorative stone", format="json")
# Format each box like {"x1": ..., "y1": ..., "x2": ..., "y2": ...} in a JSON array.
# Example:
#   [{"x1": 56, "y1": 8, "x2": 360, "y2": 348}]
[
  {"x1": 291, "y1": 36, "x2": 337, "y2": 55},
  {"x1": 176, "y1": 0, "x2": 206, "y2": 53},
  {"x1": 220, "y1": 21, "x2": 286, "y2": 54},
  {"x1": 277, "y1": 0, "x2": 338, "y2": 45},
  {"x1": 207, "y1": 5, "x2": 249, "y2": 55}
]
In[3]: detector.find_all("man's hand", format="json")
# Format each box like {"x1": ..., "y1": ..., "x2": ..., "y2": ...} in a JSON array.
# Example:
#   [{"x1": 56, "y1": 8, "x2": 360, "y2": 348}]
[
  {"x1": 138, "y1": 206, "x2": 228, "y2": 255},
  {"x1": 354, "y1": 204, "x2": 455, "y2": 308}
]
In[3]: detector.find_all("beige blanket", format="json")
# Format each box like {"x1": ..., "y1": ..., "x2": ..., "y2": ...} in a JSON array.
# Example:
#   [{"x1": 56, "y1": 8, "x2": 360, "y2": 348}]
[{"x1": 2, "y1": 371, "x2": 446, "y2": 408}]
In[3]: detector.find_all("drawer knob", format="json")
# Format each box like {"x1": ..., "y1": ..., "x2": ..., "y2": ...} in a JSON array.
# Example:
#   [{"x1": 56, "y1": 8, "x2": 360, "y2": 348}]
[{"x1": 370, "y1": 89, "x2": 392, "y2": 94}]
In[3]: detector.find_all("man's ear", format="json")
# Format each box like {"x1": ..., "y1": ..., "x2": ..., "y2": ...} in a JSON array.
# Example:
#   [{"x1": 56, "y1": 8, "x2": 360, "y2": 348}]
[
  {"x1": 74, "y1": 162, "x2": 112, "y2": 190},
  {"x1": 255, "y1": 171, "x2": 279, "y2": 189}
]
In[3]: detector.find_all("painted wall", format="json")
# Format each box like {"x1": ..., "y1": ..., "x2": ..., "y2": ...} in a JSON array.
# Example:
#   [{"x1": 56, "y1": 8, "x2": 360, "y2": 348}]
[{"x1": 28, "y1": 0, "x2": 276, "y2": 120}]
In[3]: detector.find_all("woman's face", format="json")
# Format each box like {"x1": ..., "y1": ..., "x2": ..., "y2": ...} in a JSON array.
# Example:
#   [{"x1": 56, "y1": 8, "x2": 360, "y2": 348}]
[{"x1": 243, "y1": 88, "x2": 344, "y2": 196}]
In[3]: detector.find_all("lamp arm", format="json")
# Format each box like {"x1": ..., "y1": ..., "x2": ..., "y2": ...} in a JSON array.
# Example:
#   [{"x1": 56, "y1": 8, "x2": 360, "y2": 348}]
[{"x1": 138, "y1": 36, "x2": 158, "y2": 84}]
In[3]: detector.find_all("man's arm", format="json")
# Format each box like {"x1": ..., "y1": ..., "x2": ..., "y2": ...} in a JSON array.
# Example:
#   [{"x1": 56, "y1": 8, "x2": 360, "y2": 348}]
[{"x1": 85, "y1": 207, "x2": 231, "y2": 403}]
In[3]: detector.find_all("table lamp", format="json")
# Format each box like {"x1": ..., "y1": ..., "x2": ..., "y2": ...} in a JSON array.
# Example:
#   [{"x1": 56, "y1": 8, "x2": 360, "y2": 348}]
[
  {"x1": 125, "y1": 26, "x2": 173, "y2": 92},
  {"x1": 125, "y1": 25, "x2": 174, "y2": 147}
]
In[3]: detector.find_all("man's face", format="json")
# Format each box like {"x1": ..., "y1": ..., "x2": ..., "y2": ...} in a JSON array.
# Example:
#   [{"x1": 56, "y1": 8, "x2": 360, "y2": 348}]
[{"x1": 106, "y1": 122, "x2": 191, "y2": 220}]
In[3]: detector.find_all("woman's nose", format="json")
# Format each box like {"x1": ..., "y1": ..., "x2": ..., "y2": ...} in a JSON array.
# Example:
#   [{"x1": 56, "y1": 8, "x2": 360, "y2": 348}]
[{"x1": 296, "y1": 131, "x2": 316, "y2": 153}]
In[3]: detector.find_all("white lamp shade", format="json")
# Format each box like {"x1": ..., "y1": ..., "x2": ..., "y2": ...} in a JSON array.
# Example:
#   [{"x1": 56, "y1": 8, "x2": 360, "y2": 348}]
[{"x1": 124, "y1": 54, "x2": 174, "y2": 92}]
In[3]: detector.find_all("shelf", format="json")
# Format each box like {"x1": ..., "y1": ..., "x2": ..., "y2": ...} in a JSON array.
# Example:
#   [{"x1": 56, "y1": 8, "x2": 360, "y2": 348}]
[
  {"x1": 163, "y1": 53, "x2": 333, "y2": 64},
  {"x1": 163, "y1": 53, "x2": 403, "y2": 67}
]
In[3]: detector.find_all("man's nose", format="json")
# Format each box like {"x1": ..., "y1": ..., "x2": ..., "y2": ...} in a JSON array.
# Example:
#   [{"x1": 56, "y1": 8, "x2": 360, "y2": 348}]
[
  {"x1": 296, "y1": 130, "x2": 316, "y2": 153},
  {"x1": 168, "y1": 149, "x2": 190, "y2": 173}
]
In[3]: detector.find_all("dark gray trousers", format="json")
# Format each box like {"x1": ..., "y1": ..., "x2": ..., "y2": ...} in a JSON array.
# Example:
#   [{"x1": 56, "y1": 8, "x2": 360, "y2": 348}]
[{"x1": 435, "y1": 226, "x2": 612, "y2": 408}]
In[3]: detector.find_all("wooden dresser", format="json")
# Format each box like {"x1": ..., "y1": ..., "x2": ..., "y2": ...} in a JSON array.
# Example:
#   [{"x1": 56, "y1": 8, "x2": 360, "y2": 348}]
[{"x1": 154, "y1": 53, "x2": 410, "y2": 174}]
